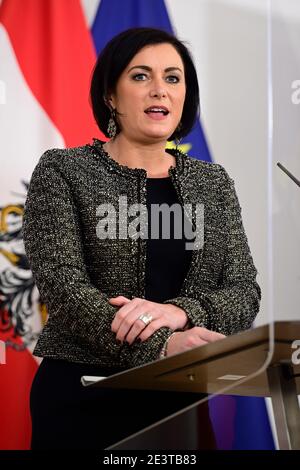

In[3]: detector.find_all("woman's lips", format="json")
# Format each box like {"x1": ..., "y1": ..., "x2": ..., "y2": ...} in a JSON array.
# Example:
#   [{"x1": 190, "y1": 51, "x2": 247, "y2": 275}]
[
  {"x1": 144, "y1": 106, "x2": 169, "y2": 121},
  {"x1": 144, "y1": 111, "x2": 169, "y2": 121}
]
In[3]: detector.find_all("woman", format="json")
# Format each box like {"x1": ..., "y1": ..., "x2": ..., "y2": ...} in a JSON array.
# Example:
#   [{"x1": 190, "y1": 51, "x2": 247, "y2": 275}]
[{"x1": 22, "y1": 27, "x2": 261, "y2": 450}]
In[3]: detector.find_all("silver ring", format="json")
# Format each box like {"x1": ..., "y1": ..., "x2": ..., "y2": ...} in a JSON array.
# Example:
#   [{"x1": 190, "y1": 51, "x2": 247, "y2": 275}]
[{"x1": 138, "y1": 313, "x2": 153, "y2": 326}]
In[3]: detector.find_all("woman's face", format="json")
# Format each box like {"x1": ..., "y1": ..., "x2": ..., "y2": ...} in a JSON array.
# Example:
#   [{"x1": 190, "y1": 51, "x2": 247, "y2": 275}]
[{"x1": 108, "y1": 43, "x2": 186, "y2": 143}]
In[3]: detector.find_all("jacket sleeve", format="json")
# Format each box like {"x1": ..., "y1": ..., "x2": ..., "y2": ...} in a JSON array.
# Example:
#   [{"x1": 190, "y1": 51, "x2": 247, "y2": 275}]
[
  {"x1": 162, "y1": 166, "x2": 261, "y2": 336},
  {"x1": 22, "y1": 152, "x2": 172, "y2": 368}
]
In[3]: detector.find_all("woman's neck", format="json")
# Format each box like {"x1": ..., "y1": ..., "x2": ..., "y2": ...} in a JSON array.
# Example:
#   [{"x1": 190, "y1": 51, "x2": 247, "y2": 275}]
[{"x1": 103, "y1": 135, "x2": 175, "y2": 178}]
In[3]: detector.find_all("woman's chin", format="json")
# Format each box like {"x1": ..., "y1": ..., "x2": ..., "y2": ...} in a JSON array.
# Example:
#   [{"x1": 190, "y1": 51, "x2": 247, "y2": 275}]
[{"x1": 141, "y1": 128, "x2": 174, "y2": 141}]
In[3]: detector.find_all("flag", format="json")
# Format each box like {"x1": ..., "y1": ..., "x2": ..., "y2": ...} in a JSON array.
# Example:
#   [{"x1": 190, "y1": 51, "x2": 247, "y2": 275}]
[
  {"x1": 91, "y1": 0, "x2": 275, "y2": 450},
  {"x1": 0, "y1": 0, "x2": 100, "y2": 449},
  {"x1": 209, "y1": 395, "x2": 275, "y2": 450}
]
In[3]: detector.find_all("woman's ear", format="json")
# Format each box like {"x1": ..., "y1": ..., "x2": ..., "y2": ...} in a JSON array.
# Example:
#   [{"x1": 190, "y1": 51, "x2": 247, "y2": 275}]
[
  {"x1": 104, "y1": 93, "x2": 116, "y2": 110},
  {"x1": 103, "y1": 95, "x2": 111, "y2": 108}
]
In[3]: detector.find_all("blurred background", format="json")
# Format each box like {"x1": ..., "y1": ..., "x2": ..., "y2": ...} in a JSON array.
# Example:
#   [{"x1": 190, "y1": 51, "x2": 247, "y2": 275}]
[{"x1": 0, "y1": 0, "x2": 299, "y2": 450}]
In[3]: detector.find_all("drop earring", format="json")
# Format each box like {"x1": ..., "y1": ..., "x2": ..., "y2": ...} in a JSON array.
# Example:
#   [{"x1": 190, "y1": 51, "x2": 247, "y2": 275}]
[
  {"x1": 175, "y1": 122, "x2": 182, "y2": 150},
  {"x1": 107, "y1": 108, "x2": 117, "y2": 139}
]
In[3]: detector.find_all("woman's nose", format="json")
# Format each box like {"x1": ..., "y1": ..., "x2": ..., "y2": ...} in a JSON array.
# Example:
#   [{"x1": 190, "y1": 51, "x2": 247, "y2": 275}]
[
  {"x1": 149, "y1": 78, "x2": 167, "y2": 98},
  {"x1": 149, "y1": 88, "x2": 166, "y2": 98}
]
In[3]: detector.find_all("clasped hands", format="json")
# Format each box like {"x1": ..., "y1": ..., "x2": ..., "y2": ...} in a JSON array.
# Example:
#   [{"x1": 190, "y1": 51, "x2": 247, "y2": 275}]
[
  {"x1": 109, "y1": 295, "x2": 187, "y2": 345},
  {"x1": 109, "y1": 296, "x2": 226, "y2": 354}
]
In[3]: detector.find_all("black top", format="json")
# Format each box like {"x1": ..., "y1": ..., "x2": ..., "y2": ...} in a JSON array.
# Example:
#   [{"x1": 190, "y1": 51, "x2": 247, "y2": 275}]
[{"x1": 145, "y1": 177, "x2": 193, "y2": 303}]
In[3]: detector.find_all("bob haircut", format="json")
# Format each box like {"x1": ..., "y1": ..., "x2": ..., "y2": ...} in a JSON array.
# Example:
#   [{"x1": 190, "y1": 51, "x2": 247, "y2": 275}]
[{"x1": 90, "y1": 27, "x2": 200, "y2": 142}]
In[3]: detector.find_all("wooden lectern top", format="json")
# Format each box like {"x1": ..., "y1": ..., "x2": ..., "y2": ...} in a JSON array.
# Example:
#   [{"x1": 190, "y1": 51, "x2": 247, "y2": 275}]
[{"x1": 82, "y1": 321, "x2": 300, "y2": 398}]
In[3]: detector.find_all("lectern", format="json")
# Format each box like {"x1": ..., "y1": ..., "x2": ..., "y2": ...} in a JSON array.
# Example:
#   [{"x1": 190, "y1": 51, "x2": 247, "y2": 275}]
[{"x1": 82, "y1": 321, "x2": 300, "y2": 450}]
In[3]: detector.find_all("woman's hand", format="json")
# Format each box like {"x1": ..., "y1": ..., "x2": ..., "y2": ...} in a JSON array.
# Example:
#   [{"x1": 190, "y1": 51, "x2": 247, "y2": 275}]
[
  {"x1": 108, "y1": 295, "x2": 188, "y2": 345},
  {"x1": 166, "y1": 327, "x2": 226, "y2": 357}
]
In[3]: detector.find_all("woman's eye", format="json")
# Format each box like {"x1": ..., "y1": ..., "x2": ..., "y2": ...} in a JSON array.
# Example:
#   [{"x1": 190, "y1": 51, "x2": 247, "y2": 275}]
[
  {"x1": 131, "y1": 74, "x2": 180, "y2": 83},
  {"x1": 166, "y1": 75, "x2": 180, "y2": 83},
  {"x1": 132, "y1": 73, "x2": 147, "y2": 81}
]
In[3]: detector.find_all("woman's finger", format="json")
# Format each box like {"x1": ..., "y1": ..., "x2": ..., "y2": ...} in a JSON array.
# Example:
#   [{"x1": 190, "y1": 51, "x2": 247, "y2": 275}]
[
  {"x1": 197, "y1": 327, "x2": 225, "y2": 343},
  {"x1": 116, "y1": 305, "x2": 154, "y2": 343},
  {"x1": 108, "y1": 296, "x2": 130, "y2": 305},
  {"x1": 111, "y1": 298, "x2": 139, "y2": 333},
  {"x1": 127, "y1": 318, "x2": 162, "y2": 345}
]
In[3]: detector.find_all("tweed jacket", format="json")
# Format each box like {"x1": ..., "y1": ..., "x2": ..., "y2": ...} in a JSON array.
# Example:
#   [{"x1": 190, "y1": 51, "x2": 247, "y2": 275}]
[{"x1": 22, "y1": 138, "x2": 261, "y2": 369}]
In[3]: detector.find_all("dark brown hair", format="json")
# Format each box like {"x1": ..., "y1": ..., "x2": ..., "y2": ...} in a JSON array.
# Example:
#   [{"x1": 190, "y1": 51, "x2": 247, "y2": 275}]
[{"x1": 90, "y1": 27, "x2": 200, "y2": 141}]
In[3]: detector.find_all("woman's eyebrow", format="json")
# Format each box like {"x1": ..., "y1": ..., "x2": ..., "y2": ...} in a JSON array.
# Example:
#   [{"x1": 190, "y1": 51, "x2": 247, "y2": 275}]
[{"x1": 127, "y1": 65, "x2": 183, "y2": 74}]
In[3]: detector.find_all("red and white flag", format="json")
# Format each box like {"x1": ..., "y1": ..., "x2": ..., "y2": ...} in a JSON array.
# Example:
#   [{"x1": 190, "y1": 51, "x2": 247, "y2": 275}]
[{"x1": 0, "y1": 0, "x2": 102, "y2": 449}]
